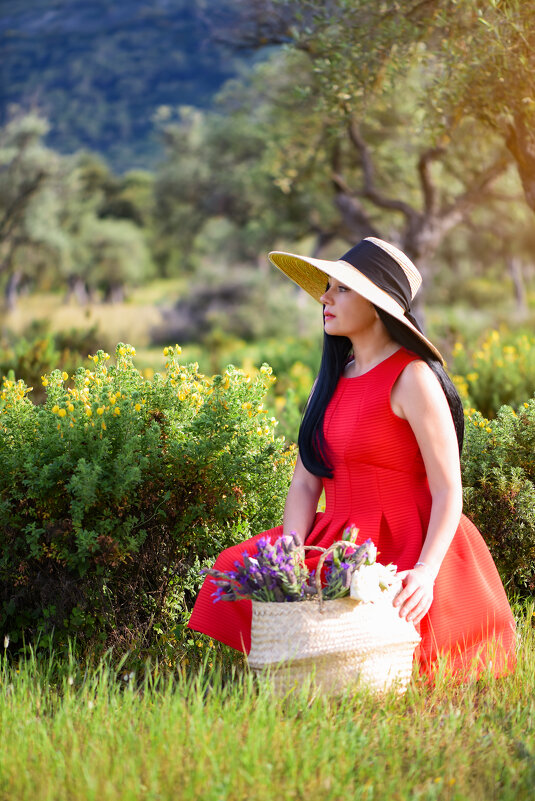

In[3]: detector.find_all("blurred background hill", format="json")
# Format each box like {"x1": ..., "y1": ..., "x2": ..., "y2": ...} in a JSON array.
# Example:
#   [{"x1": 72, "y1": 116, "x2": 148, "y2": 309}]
[
  {"x1": 1, "y1": 0, "x2": 258, "y2": 170},
  {"x1": 2, "y1": 1, "x2": 535, "y2": 440}
]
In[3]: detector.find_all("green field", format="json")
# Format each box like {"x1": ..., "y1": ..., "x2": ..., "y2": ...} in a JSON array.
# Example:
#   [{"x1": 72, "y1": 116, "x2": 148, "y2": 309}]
[{"x1": 1, "y1": 604, "x2": 534, "y2": 801}]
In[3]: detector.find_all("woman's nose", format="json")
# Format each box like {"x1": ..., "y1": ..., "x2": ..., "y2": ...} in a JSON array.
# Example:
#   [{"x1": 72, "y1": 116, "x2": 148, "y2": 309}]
[{"x1": 320, "y1": 287, "x2": 332, "y2": 304}]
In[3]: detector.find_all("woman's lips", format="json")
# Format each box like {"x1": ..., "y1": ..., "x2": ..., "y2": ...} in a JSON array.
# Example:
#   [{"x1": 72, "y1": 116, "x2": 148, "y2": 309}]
[{"x1": 324, "y1": 312, "x2": 335, "y2": 320}]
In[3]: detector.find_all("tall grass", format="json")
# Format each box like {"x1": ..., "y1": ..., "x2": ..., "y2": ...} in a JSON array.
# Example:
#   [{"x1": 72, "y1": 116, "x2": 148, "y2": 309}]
[{"x1": 1, "y1": 606, "x2": 534, "y2": 801}]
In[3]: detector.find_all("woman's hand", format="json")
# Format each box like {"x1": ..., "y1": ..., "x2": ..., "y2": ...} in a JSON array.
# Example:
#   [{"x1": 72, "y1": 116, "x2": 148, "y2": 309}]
[{"x1": 393, "y1": 564, "x2": 435, "y2": 625}]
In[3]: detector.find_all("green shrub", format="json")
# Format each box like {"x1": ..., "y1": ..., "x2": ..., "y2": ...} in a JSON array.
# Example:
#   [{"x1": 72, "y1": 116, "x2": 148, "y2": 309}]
[
  {"x1": 461, "y1": 402, "x2": 535, "y2": 593},
  {"x1": 450, "y1": 329, "x2": 535, "y2": 418},
  {"x1": 0, "y1": 344, "x2": 295, "y2": 661},
  {"x1": 0, "y1": 322, "x2": 101, "y2": 404}
]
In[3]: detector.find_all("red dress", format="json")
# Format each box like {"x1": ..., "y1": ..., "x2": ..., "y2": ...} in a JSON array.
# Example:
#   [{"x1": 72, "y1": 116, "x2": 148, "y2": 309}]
[{"x1": 188, "y1": 348, "x2": 516, "y2": 677}]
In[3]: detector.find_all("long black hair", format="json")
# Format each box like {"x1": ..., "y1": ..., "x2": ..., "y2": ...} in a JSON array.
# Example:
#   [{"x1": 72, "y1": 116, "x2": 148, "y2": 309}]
[{"x1": 298, "y1": 307, "x2": 464, "y2": 478}]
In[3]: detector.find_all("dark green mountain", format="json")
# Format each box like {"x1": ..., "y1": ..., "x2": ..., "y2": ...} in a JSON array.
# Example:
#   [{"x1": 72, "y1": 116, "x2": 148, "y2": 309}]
[{"x1": 1, "y1": 0, "x2": 250, "y2": 171}]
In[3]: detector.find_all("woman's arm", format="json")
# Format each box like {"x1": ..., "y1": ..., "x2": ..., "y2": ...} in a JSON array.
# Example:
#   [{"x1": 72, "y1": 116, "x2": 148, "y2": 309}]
[
  {"x1": 282, "y1": 453, "x2": 323, "y2": 545},
  {"x1": 390, "y1": 360, "x2": 463, "y2": 624}
]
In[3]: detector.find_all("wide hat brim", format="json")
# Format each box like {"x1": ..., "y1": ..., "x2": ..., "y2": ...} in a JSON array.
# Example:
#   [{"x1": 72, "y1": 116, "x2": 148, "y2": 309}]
[{"x1": 268, "y1": 250, "x2": 444, "y2": 364}]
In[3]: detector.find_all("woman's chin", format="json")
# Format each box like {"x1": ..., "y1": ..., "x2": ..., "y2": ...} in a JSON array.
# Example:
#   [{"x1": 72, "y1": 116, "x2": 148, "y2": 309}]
[{"x1": 324, "y1": 319, "x2": 341, "y2": 334}]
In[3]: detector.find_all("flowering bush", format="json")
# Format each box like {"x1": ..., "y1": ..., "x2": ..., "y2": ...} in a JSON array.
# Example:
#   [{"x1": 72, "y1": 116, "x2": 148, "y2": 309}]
[
  {"x1": 451, "y1": 329, "x2": 535, "y2": 418},
  {"x1": 0, "y1": 323, "x2": 101, "y2": 404},
  {"x1": 461, "y1": 401, "x2": 535, "y2": 593},
  {"x1": 0, "y1": 344, "x2": 295, "y2": 658}
]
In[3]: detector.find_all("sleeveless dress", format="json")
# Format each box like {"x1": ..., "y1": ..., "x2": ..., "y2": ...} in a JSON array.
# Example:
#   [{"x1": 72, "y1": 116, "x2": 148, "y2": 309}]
[{"x1": 188, "y1": 348, "x2": 516, "y2": 678}]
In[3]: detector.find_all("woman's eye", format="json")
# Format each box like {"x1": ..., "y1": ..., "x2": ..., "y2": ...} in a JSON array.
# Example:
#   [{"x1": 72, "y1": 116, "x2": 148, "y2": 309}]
[{"x1": 338, "y1": 285, "x2": 349, "y2": 292}]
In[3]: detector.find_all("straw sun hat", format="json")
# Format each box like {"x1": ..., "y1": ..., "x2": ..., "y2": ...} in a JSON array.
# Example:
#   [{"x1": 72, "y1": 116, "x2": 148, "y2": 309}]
[{"x1": 268, "y1": 236, "x2": 444, "y2": 364}]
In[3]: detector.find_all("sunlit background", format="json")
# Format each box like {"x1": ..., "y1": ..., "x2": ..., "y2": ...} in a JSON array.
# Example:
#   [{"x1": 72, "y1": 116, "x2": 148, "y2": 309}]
[{"x1": 2, "y1": 0, "x2": 535, "y2": 439}]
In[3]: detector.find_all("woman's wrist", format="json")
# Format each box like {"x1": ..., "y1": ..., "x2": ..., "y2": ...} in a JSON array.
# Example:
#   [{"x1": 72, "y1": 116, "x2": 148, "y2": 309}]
[{"x1": 414, "y1": 561, "x2": 438, "y2": 581}]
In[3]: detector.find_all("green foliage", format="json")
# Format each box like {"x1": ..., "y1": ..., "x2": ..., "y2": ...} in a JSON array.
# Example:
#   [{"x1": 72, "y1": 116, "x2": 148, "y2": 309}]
[
  {"x1": 461, "y1": 402, "x2": 535, "y2": 593},
  {"x1": 176, "y1": 334, "x2": 323, "y2": 443},
  {"x1": 0, "y1": 344, "x2": 295, "y2": 659},
  {"x1": 0, "y1": 323, "x2": 101, "y2": 404},
  {"x1": 228, "y1": 336, "x2": 322, "y2": 443},
  {"x1": 450, "y1": 329, "x2": 535, "y2": 418}
]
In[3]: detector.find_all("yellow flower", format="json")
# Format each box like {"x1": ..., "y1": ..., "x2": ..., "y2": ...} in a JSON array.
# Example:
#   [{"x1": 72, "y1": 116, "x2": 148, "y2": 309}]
[
  {"x1": 96, "y1": 407, "x2": 104, "y2": 415},
  {"x1": 62, "y1": 372, "x2": 69, "y2": 381},
  {"x1": 134, "y1": 403, "x2": 141, "y2": 412},
  {"x1": 242, "y1": 402, "x2": 252, "y2": 411},
  {"x1": 101, "y1": 421, "x2": 107, "y2": 430},
  {"x1": 163, "y1": 347, "x2": 169, "y2": 356},
  {"x1": 109, "y1": 396, "x2": 116, "y2": 405},
  {"x1": 41, "y1": 376, "x2": 49, "y2": 387},
  {"x1": 85, "y1": 407, "x2": 92, "y2": 417},
  {"x1": 58, "y1": 408, "x2": 66, "y2": 418},
  {"x1": 51, "y1": 405, "x2": 59, "y2": 414},
  {"x1": 114, "y1": 407, "x2": 120, "y2": 416},
  {"x1": 118, "y1": 347, "x2": 126, "y2": 356},
  {"x1": 67, "y1": 403, "x2": 74, "y2": 413}
]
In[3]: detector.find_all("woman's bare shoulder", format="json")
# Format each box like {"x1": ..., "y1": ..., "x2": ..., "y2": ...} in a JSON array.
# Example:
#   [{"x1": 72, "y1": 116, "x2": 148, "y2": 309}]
[{"x1": 392, "y1": 359, "x2": 445, "y2": 418}]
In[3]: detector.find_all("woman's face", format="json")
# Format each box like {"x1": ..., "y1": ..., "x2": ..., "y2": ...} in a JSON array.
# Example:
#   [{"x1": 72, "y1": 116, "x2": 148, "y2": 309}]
[{"x1": 320, "y1": 278, "x2": 378, "y2": 338}]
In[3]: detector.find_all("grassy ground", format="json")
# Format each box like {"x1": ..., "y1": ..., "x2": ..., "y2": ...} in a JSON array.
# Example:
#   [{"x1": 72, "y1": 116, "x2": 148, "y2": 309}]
[
  {"x1": 1, "y1": 604, "x2": 533, "y2": 801},
  {"x1": 1, "y1": 280, "x2": 185, "y2": 357}
]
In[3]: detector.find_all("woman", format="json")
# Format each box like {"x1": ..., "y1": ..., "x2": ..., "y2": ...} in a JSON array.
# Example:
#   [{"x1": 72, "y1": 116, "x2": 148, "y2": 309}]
[{"x1": 188, "y1": 237, "x2": 516, "y2": 677}]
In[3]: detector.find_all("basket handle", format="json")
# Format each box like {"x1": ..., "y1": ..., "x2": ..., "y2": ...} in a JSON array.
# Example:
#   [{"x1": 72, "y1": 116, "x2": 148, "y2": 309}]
[{"x1": 303, "y1": 541, "x2": 357, "y2": 613}]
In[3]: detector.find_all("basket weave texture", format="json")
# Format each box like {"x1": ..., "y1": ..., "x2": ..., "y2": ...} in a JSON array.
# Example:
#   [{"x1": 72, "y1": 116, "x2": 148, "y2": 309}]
[{"x1": 248, "y1": 596, "x2": 421, "y2": 695}]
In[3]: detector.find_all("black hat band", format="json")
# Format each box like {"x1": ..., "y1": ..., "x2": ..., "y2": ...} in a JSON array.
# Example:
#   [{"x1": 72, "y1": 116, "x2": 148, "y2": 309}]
[{"x1": 340, "y1": 240, "x2": 412, "y2": 312}]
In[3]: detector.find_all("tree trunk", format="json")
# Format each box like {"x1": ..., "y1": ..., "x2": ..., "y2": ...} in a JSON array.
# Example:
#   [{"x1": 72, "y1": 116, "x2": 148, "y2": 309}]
[
  {"x1": 64, "y1": 275, "x2": 90, "y2": 305},
  {"x1": 5, "y1": 269, "x2": 23, "y2": 311},
  {"x1": 104, "y1": 283, "x2": 125, "y2": 304},
  {"x1": 506, "y1": 111, "x2": 535, "y2": 212},
  {"x1": 507, "y1": 256, "x2": 528, "y2": 318}
]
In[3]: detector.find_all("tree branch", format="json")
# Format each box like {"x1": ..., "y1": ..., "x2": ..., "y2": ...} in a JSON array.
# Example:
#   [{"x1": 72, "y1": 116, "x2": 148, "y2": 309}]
[
  {"x1": 0, "y1": 171, "x2": 47, "y2": 241},
  {"x1": 347, "y1": 119, "x2": 418, "y2": 221},
  {"x1": 331, "y1": 171, "x2": 382, "y2": 240},
  {"x1": 418, "y1": 146, "x2": 446, "y2": 216},
  {"x1": 439, "y1": 153, "x2": 510, "y2": 231}
]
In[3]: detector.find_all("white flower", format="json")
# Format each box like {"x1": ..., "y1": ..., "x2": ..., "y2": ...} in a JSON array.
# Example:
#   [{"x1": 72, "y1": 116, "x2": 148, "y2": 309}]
[
  {"x1": 350, "y1": 562, "x2": 401, "y2": 603},
  {"x1": 3, "y1": 634, "x2": 9, "y2": 649},
  {"x1": 364, "y1": 542, "x2": 378, "y2": 565}
]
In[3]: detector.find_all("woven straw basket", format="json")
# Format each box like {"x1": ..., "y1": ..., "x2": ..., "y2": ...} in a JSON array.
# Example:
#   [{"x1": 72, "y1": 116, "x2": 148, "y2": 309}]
[{"x1": 247, "y1": 542, "x2": 421, "y2": 696}]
